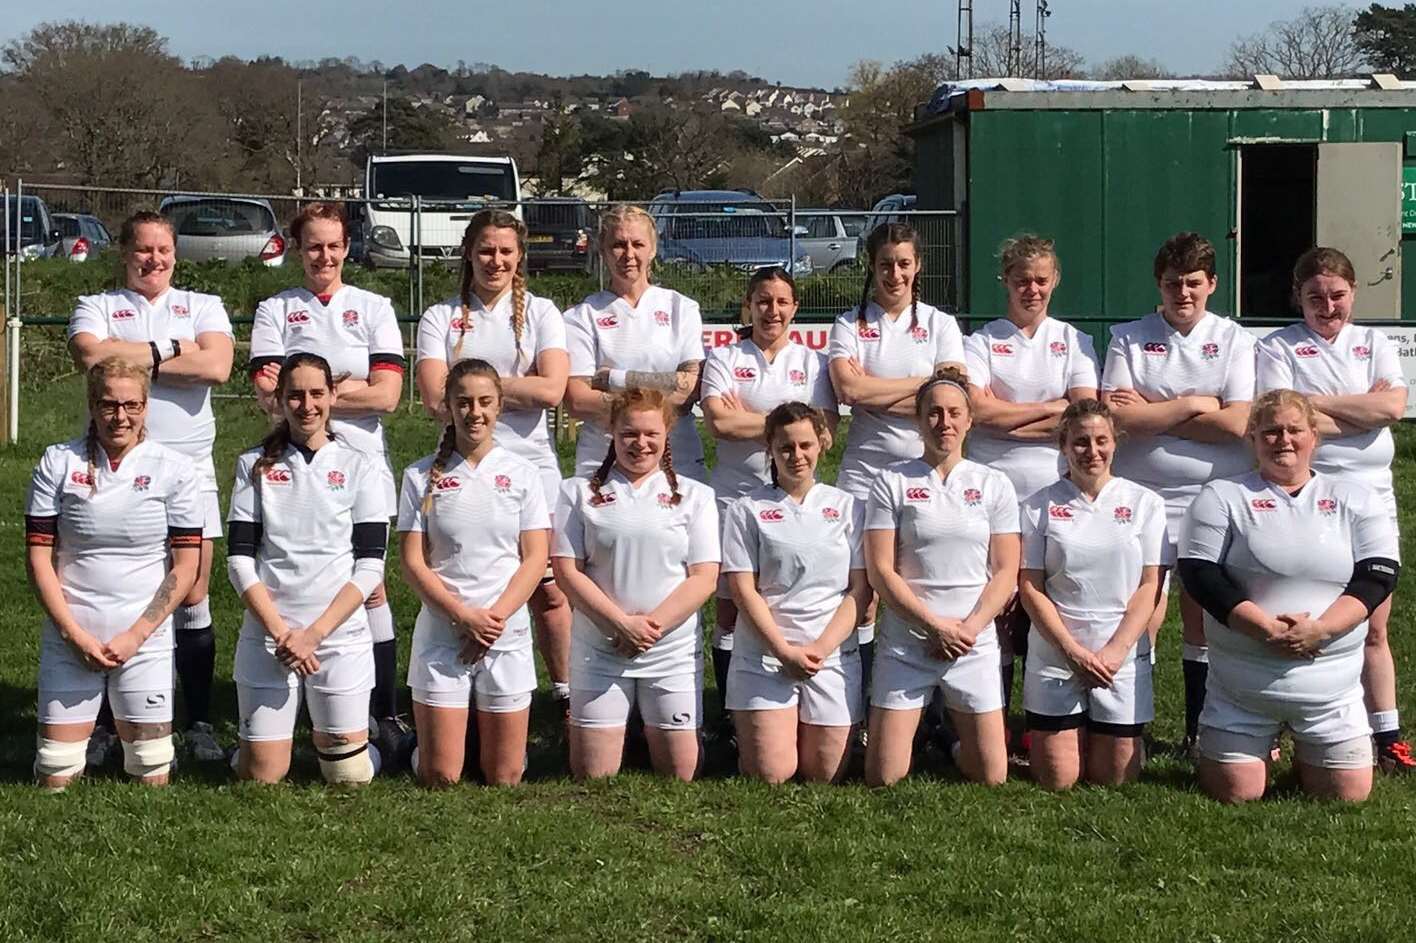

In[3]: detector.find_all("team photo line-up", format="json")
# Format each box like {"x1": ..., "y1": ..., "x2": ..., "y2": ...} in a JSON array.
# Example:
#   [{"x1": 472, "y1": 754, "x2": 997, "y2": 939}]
[{"x1": 26, "y1": 199, "x2": 1409, "y2": 803}]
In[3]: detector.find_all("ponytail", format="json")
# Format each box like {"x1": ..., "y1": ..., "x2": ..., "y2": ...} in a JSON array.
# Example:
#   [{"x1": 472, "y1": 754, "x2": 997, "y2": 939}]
[{"x1": 421, "y1": 423, "x2": 459, "y2": 515}]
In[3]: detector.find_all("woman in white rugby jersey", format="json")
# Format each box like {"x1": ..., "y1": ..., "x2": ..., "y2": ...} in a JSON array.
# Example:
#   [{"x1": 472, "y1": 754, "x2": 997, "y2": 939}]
[
  {"x1": 1256, "y1": 247, "x2": 1412, "y2": 775},
  {"x1": 1101, "y1": 232, "x2": 1256, "y2": 754},
  {"x1": 67, "y1": 210, "x2": 234, "y2": 764},
  {"x1": 228, "y1": 352, "x2": 389, "y2": 785},
  {"x1": 701, "y1": 267, "x2": 837, "y2": 738},
  {"x1": 864, "y1": 367, "x2": 1019, "y2": 787},
  {"x1": 552, "y1": 388, "x2": 720, "y2": 781},
  {"x1": 1179, "y1": 390, "x2": 1399, "y2": 803},
  {"x1": 415, "y1": 210, "x2": 572, "y2": 717},
  {"x1": 828, "y1": 222, "x2": 967, "y2": 689},
  {"x1": 1019, "y1": 399, "x2": 1167, "y2": 789},
  {"x1": 721, "y1": 402, "x2": 866, "y2": 783},
  {"x1": 964, "y1": 235, "x2": 1099, "y2": 723},
  {"x1": 400, "y1": 359, "x2": 551, "y2": 787},
  {"x1": 563, "y1": 205, "x2": 706, "y2": 482},
  {"x1": 249, "y1": 202, "x2": 407, "y2": 755},
  {"x1": 27, "y1": 358, "x2": 202, "y2": 789}
]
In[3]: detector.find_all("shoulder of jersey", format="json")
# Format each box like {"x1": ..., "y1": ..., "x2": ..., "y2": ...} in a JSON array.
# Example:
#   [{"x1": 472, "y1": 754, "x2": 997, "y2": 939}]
[
  {"x1": 340, "y1": 284, "x2": 391, "y2": 306},
  {"x1": 1109, "y1": 315, "x2": 1155, "y2": 341},
  {"x1": 44, "y1": 437, "x2": 88, "y2": 464},
  {"x1": 403, "y1": 453, "x2": 438, "y2": 482},
  {"x1": 422, "y1": 297, "x2": 460, "y2": 319},
  {"x1": 1260, "y1": 322, "x2": 1306, "y2": 347},
  {"x1": 816, "y1": 481, "x2": 854, "y2": 506},
  {"x1": 672, "y1": 474, "x2": 713, "y2": 501},
  {"x1": 1117, "y1": 477, "x2": 1165, "y2": 509},
  {"x1": 173, "y1": 287, "x2": 223, "y2": 307},
  {"x1": 881, "y1": 457, "x2": 928, "y2": 479},
  {"x1": 524, "y1": 292, "x2": 562, "y2": 317},
  {"x1": 576, "y1": 290, "x2": 618, "y2": 312},
  {"x1": 493, "y1": 447, "x2": 541, "y2": 477},
  {"x1": 262, "y1": 287, "x2": 305, "y2": 304},
  {"x1": 141, "y1": 439, "x2": 193, "y2": 467},
  {"x1": 1321, "y1": 472, "x2": 1379, "y2": 506}
]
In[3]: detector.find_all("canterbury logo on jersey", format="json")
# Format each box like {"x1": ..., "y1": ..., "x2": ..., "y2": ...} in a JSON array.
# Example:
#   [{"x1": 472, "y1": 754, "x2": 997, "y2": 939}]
[
  {"x1": 788, "y1": 369, "x2": 807, "y2": 385},
  {"x1": 857, "y1": 325, "x2": 881, "y2": 340},
  {"x1": 1317, "y1": 498, "x2": 1338, "y2": 515},
  {"x1": 733, "y1": 366, "x2": 758, "y2": 381},
  {"x1": 1295, "y1": 345, "x2": 1320, "y2": 358},
  {"x1": 327, "y1": 470, "x2": 346, "y2": 490},
  {"x1": 1353, "y1": 346, "x2": 1372, "y2": 360},
  {"x1": 905, "y1": 487, "x2": 931, "y2": 502},
  {"x1": 112, "y1": 309, "x2": 136, "y2": 321},
  {"x1": 287, "y1": 311, "x2": 311, "y2": 325},
  {"x1": 759, "y1": 508, "x2": 785, "y2": 522},
  {"x1": 434, "y1": 476, "x2": 462, "y2": 492},
  {"x1": 962, "y1": 488, "x2": 983, "y2": 506},
  {"x1": 1201, "y1": 343, "x2": 1221, "y2": 360},
  {"x1": 70, "y1": 470, "x2": 94, "y2": 486},
  {"x1": 654, "y1": 310, "x2": 671, "y2": 326},
  {"x1": 1251, "y1": 498, "x2": 1277, "y2": 511},
  {"x1": 910, "y1": 326, "x2": 929, "y2": 343},
  {"x1": 1049, "y1": 341, "x2": 1068, "y2": 357},
  {"x1": 132, "y1": 475, "x2": 151, "y2": 492},
  {"x1": 264, "y1": 468, "x2": 292, "y2": 484},
  {"x1": 991, "y1": 343, "x2": 1013, "y2": 355},
  {"x1": 494, "y1": 474, "x2": 512, "y2": 493},
  {"x1": 1142, "y1": 342, "x2": 1167, "y2": 355},
  {"x1": 1048, "y1": 505, "x2": 1074, "y2": 520},
  {"x1": 171, "y1": 304, "x2": 190, "y2": 317},
  {"x1": 822, "y1": 506, "x2": 841, "y2": 521},
  {"x1": 1113, "y1": 505, "x2": 1132, "y2": 524},
  {"x1": 343, "y1": 309, "x2": 359, "y2": 326},
  {"x1": 596, "y1": 315, "x2": 619, "y2": 328}
]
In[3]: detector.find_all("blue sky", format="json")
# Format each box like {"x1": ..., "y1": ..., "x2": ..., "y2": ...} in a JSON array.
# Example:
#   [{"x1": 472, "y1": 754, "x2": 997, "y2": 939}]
[{"x1": 5, "y1": 0, "x2": 1346, "y2": 88}]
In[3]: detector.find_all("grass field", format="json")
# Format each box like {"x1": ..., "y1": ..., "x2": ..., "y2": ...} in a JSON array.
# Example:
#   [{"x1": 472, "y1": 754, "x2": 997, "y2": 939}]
[{"x1": 1, "y1": 381, "x2": 1415, "y2": 942}]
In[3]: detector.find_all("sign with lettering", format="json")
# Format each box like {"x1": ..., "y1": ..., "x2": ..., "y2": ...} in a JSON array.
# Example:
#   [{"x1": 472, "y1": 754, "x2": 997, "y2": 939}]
[{"x1": 1404, "y1": 165, "x2": 1416, "y2": 234}]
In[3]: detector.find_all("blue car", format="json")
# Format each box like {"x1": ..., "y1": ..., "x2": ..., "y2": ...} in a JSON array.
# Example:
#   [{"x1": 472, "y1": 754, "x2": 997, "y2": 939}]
[{"x1": 646, "y1": 189, "x2": 812, "y2": 276}]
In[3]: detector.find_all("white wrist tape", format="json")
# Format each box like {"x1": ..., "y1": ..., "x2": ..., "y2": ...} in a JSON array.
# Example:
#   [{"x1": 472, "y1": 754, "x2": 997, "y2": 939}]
[{"x1": 608, "y1": 369, "x2": 628, "y2": 390}]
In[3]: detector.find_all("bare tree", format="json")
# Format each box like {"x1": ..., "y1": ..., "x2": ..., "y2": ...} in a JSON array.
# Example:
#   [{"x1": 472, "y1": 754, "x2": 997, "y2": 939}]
[
  {"x1": 1092, "y1": 55, "x2": 1174, "y2": 80},
  {"x1": 1223, "y1": 5, "x2": 1368, "y2": 79},
  {"x1": 962, "y1": 23, "x2": 1087, "y2": 79}
]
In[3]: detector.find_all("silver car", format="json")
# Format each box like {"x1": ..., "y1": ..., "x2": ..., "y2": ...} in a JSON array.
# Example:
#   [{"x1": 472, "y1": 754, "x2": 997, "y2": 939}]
[
  {"x1": 53, "y1": 213, "x2": 113, "y2": 262},
  {"x1": 797, "y1": 211, "x2": 868, "y2": 273},
  {"x1": 158, "y1": 196, "x2": 286, "y2": 266}
]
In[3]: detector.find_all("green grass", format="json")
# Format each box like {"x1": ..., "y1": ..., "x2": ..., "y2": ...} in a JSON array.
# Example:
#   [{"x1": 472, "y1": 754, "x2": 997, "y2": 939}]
[{"x1": 1, "y1": 383, "x2": 1414, "y2": 941}]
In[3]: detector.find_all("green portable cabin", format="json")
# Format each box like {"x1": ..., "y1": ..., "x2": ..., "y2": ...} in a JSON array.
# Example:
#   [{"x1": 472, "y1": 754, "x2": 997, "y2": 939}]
[{"x1": 907, "y1": 77, "x2": 1416, "y2": 335}]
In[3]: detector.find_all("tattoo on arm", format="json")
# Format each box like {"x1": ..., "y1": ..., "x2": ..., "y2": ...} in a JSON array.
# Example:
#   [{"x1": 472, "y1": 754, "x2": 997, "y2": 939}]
[
  {"x1": 140, "y1": 570, "x2": 180, "y2": 624},
  {"x1": 625, "y1": 369, "x2": 694, "y2": 395}
]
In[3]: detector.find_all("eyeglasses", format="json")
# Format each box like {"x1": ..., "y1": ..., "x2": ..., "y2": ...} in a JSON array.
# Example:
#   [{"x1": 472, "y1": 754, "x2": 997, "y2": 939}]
[{"x1": 96, "y1": 399, "x2": 146, "y2": 418}]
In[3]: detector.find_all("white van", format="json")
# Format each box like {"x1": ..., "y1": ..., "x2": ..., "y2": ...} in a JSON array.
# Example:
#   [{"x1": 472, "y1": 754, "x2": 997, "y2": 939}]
[{"x1": 362, "y1": 154, "x2": 521, "y2": 268}]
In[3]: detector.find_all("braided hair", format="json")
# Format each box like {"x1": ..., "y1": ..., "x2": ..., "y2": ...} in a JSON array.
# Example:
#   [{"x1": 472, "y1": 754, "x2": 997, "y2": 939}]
[
  {"x1": 857, "y1": 222, "x2": 923, "y2": 335},
  {"x1": 422, "y1": 358, "x2": 503, "y2": 514},
  {"x1": 589, "y1": 388, "x2": 682, "y2": 506},
  {"x1": 250, "y1": 352, "x2": 335, "y2": 484},
  {"x1": 85, "y1": 357, "x2": 151, "y2": 495},
  {"x1": 455, "y1": 209, "x2": 529, "y2": 369},
  {"x1": 764, "y1": 401, "x2": 829, "y2": 490},
  {"x1": 738, "y1": 266, "x2": 797, "y2": 342}
]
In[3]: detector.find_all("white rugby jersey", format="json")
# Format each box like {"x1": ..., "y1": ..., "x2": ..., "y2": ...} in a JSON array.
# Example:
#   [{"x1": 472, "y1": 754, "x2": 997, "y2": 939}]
[
  {"x1": 701, "y1": 338, "x2": 836, "y2": 502},
  {"x1": 227, "y1": 439, "x2": 387, "y2": 651},
  {"x1": 1020, "y1": 476, "x2": 1169, "y2": 673},
  {"x1": 26, "y1": 438, "x2": 202, "y2": 645},
  {"x1": 415, "y1": 292, "x2": 566, "y2": 478},
  {"x1": 865, "y1": 458, "x2": 1019, "y2": 657},
  {"x1": 397, "y1": 446, "x2": 551, "y2": 653},
  {"x1": 828, "y1": 301, "x2": 966, "y2": 464},
  {"x1": 1180, "y1": 471, "x2": 1399, "y2": 706},
  {"x1": 68, "y1": 288, "x2": 234, "y2": 459},
  {"x1": 1256, "y1": 322, "x2": 1406, "y2": 484},
  {"x1": 963, "y1": 317, "x2": 1099, "y2": 500},
  {"x1": 563, "y1": 286, "x2": 705, "y2": 476},
  {"x1": 720, "y1": 483, "x2": 864, "y2": 666},
  {"x1": 249, "y1": 286, "x2": 405, "y2": 456},
  {"x1": 552, "y1": 468, "x2": 719, "y2": 676},
  {"x1": 1102, "y1": 311, "x2": 1256, "y2": 496}
]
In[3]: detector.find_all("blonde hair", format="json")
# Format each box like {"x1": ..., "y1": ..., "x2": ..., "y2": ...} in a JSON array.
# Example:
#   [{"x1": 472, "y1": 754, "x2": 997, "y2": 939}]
[
  {"x1": 1247, "y1": 388, "x2": 1320, "y2": 439},
  {"x1": 998, "y1": 234, "x2": 1060, "y2": 279},
  {"x1": 85, "y1": 357, "x2": 151, "y2": 495},
  {"x1": 598, "y1": 204, "x2": 658, "y2": 262}
]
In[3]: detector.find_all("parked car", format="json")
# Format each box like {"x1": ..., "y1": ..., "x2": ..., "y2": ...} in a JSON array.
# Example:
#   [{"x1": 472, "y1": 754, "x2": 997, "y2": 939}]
[
  {"x1": 52, "y1": 213, "x2": 113, "y2": 263},
  {"x1": 864, "y1": 193, "x2": 917, "y2": 234},
  {"x1": 798, "y1": 210, "x2": 868, "y2": 272},
  {"x1": 647, "y1": 189, "x2": 812, "y2": 277},
  {"x1": 158, "y1": 195, "x2": 285, "y2": 266},
  {"x1": 525, "y1": 198, "x2": 596, "y2": 274},
  {"x1": 1, "y1": 195, "x2": 64, "y2": 261}
]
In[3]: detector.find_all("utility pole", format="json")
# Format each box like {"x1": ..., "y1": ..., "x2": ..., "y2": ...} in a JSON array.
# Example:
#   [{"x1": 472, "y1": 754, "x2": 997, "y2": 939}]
[
  {"x1": 955, "y1": 0, "x2": 974, "y2": 81},
  {"x1": 382, "y1": 79, "x2": 389, "y2": 151},
  {"x1": 296, "y1": 79, "x2": 303, "y2": 193},
  {"x1": 1034, "y1": 1, "x2": 1051, "y2": 80},
  {"x1": 1007, "y1": 0, "x2": 1023, "y2": 77}
]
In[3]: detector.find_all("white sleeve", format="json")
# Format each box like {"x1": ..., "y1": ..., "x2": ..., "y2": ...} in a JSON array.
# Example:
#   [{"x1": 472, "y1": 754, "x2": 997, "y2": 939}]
[
  {"x1": 226, "y1": 453, "x2": 262, "y2": 526},
  {"x1": 864, "y1": 471, "x2": 899, "y2": 531},
  {"x1": 684, "y1": 487, "x2": 720, "y2": 565},
  {"x1": 533, "y1": 299, "x2": 567, "y2": 354},
  {"x1": 248, "y1": 298, "x2": 286, "y2": 363},
  {"x1": 719, "y1": 498, "x2": 757, "y2": 574},
  {"x1": 827, "y1": 312, "x2": 858, "y2": 363},
  {"x1": 809, "y1": 352, "x2": 837, "y2": 412},
  {"x1": 1370, "y1": 330, "x2": 1406, "y2": 388},
  {"x1": 396, "y1": 466, "x2": 426, "y2": 533},
  {"x1": 25, "y1": 446, "x2": 64, "y2": 518},
  {"x1": 519, "y1": 471, "x2": 551, "y2": 532},
  {"x1": 1254, "y1": 338, "x2": 1295, "y2": 394},
  {"x1": 1221, "y1": 330, "x2": 1257, "y2": 404},
  {"x1": 564, "y1": 305, "x2": 598, "y2": 376},
  {"x1": 1067, "y1": 330, "x2": 1100, "y2": 390},
  {"x1": 368, "y1": 297, "x2": 405, "y2": 362},
  {"x1": 1140, "y1": 491, "x2": 1171, "y2": 567},
  {"x1": 415, "y1": 305, "x2": 450, "y2": 365},
  {"x1": 1019, "y1": 494, "x2": 1046, "y2": 570},
  {"x1": 1351, "y1": 487, "x2": 1401, "y2": 561},
  {"x1": 551, "y1": 480, "x2": 586, "y2": 559},
  {"x1": 1100, "y1": 328, "x2": 1133, "y2": 392},
  {"x1": 1178, "y1": 484, "x2": 1229, "y2": 563},
  {"x1": 676, "y1": 294, "x2": 705, "y2": 365},
  {"x1": 933, "y1": 312, "x2": 966, "y2": 366},
  {"x1": 963, "y1": 333, "x2": 991, "y2": 389},
  {"x1": 846, "y1": 495, "x2": 866, "y2": 569},
  {"x1": 193, "y1": 294, "x2": 234, "y2": 339},
  {"x1": 164, "y1": 461, "x2": 203, "y2": 533},
  {"x1": 351, "y1": 453, "x2": 389, "y2": 525},
  {"x1": 67, "y1": 295, "x2": 109, "y2": 341},
  {"x1": 987, "y1": 474, "x2": 1021, "y2": 534},
  {"x1": 700, "y1": 348, "x2": 733, "y2": 400}
]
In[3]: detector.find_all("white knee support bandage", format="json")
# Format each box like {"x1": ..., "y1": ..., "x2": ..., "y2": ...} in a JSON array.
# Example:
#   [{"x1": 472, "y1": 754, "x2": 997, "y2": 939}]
[
  {"x1": 317, "y1": 741, "x2": 378, "y2": 785},
  {"x1": 122, "y1": 735, "x2": 175, "y2": 779},
  {"x1": 34, "y1": 737, "x2": 87, "y2": 781},
  {"x1": 175, "y1": 597, "x2": 212, "y2": 631}
]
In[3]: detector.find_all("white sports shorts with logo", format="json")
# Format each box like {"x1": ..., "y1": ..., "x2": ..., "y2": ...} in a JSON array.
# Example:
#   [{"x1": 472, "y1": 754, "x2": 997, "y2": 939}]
[
  {"x1": 1198, "y1": 679, "x2": 1373, "y2": 770},
  {"x1": 409, "y1": 636, "x2": 536, "y2": 713},
  {"x1": 726, "y1": 650, "x2": 863, "y2": 726},
  {"x1": 37, "y1": 625, "x2": 174, "y2": 725},
  {"x1": 234, "y1": 635, "x2": 374, "y2": 741},
  {"x1": 1023, "y1": 655, "x2": 1155, "y2": 728},
  {"x1": 871, "y1": 628, "x2": 1004, "y2": 714},
  {"x1": 570, "y1": 647, "x2": 702, "y2": 731}
]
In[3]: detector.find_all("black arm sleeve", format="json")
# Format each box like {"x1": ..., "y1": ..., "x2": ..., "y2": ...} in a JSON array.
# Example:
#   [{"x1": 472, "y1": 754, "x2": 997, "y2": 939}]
[
  {"x1": 352, "y1": 521, "x2": 387, "y2": 560},
  {"x1": 1176, "y1": 558, "x2": 1250, "y2": 628},
  {"x1": 368, "y1": 352, "x2": 407, "y2": 372},
  {"x1": 247, "y1": 354, "x2": 283, "y2": 376},
  {"x1": 25, "y1": 515, "x2": 57, "y2": 546},
  {"x1": 1341, "y1": 557, "x2": 1400, "y2": 617},
  {"x1": 228, "y1": 520, "x2": 263, "y2": 558}
]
